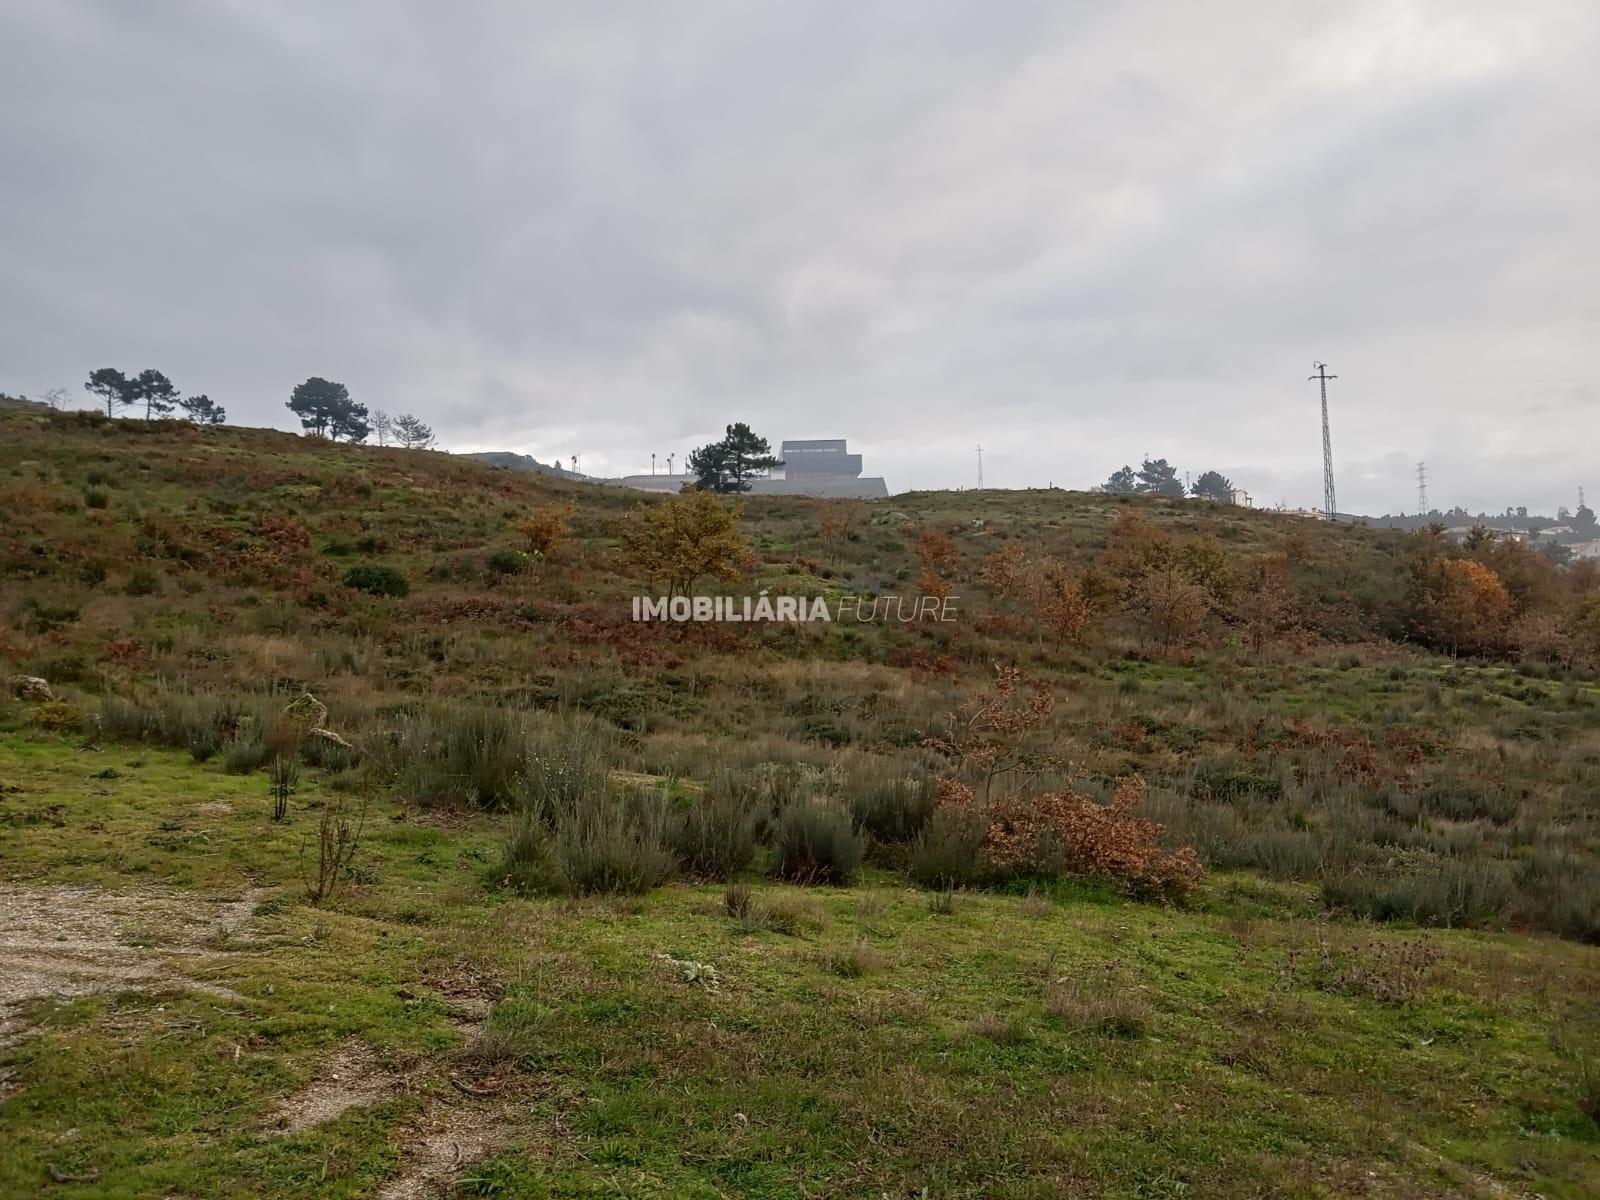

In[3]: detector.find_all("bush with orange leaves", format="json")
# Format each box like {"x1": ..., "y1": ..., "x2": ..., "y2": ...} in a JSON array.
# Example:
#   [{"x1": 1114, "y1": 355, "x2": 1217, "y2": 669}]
[
  {"x1": 1409, "y1": 556, "x2": 1512, "y2": 657},
  {"x1": 517, "y1": 501, "x2": 574, "y2": 559},
  {"x1": 937, "y1": 776, "x2": 1202, "y2": 901}
]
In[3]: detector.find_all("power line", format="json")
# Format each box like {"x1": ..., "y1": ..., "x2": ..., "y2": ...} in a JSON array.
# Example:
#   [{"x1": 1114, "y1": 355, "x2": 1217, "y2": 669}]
[{"x1": 1310, "y1": 362, "x2": 1337, "y2": 520}]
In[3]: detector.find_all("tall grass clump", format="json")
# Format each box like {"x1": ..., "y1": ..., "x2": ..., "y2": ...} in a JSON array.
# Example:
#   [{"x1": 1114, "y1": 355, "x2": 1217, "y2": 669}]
[
  {"x1": 770, "y1": 801, "x2": 864, "y2": 885},
  {"x1": 222, "y1": 726, "x2": 272, "y2": 774},
  {"x1": 388, "y1": 707, "x2": 530, "y2": 809},
  {"x1": 669, "y1": 769, "x2": 760, "y2": 880},
  {"x1": 1514, "y1": 849, "x2": 1600, "y2": 943},
  {"x1": 555, "y1": 786, "x2": 677, "y2": 895},
  {"x1": 517, "y1": 717, "x2": 612, "y2": 814},
  {"x1": 850, "y1": 763, "x2": 937, "y2": 847},
  {"x1": 494, "y1": 808, "x2": 561, "y2": 895},
  {"x1": 1321, "y1": 860, "x2": 1514, "y2": 929},
  {"x1": 908, "y1": 806, "x2": 988, "y2": 890}
]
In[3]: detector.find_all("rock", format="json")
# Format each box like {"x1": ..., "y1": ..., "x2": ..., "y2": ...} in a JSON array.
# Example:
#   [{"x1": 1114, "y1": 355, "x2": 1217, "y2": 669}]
[
  {"x1": 306, "y1": 726, "x2": 354, "y2": 751},
  {"x1": 10, "y1": 676, "x2": 53, "y2": 702},
  {"x1": 281, "y1": 691, "x2": 329, "y2": 732}
]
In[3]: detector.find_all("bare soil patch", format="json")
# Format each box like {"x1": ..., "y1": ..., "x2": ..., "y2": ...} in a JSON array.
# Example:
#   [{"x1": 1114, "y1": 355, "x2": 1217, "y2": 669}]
[{"x1": 0, "y1": 883, "x2": 265, "y2": 1049}]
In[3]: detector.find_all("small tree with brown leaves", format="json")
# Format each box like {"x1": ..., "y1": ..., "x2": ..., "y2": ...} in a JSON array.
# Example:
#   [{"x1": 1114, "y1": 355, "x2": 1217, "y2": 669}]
[
  {"x1": 926, "y1": 664, "x2": 1055, "y2": 799},
  {"x1": 1242, "y1": 553, "x2": 1299, "y2": 653},
  {"x1": 981, "y1": 543, "x2": 1093, "y2": 648},
  {"x1": 620, "y1": 489, "x2": 754, "y2": 597},
  {"x1": 937, "y1": 775, "x2": 1201, "y2": 900},
  {"x1": 914, "y1": 528, "x2": 959, "y2": 599},
  {"x1": 1127, "y1": 563, "x2": 1209, "y2": 648}
]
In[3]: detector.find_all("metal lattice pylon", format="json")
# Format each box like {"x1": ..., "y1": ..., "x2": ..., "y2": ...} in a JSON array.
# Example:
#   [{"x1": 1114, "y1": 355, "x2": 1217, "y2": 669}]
[{"x1": 1310, "y1": 362, "x2": 1337, "y2": 519}]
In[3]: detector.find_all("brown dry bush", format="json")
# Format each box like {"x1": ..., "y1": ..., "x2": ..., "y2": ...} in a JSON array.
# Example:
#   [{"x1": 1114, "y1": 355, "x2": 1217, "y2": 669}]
[{"x1": 938, "y1": 775, "x2": 1202, "y2": 900}]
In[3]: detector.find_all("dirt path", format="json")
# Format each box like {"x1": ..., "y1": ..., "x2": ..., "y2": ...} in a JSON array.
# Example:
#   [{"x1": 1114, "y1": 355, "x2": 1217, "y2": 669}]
[
  {"x1": 0, "y1": 882, "x2": 265, "y2": 1050},
  {"x1": 264, "y1": 1000, "x2": 513, "y2": 1197},
  {"x1": 0, "y1": 881, "x2": 513, "y2": 1196}
]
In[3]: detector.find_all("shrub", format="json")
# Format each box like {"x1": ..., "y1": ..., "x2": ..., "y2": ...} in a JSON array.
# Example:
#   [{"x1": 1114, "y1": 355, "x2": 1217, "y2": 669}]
[
  {"x1": 770, "y1": 801, "x2": 864, "y2": 885},
  {"x1": 670, "y1": 773, "x2": 759, "y2": 880},
  {"x1": 1408, "y1": 555, "x2": 1513, "y2": 658},
  {"x1": 83, "y1": 487, "x2": 109, "y2": 509},
  {"x1": 222, "y1": 728, "x2": 271, "y2": 774},
  {"x1": 487, "y1": 548, "x2": 533, "y2": 576},
  {"x1": 1420, "y1": 779, "x2": 1518, "y2": 825},
  {"x1": 186, "y1": 721, "x2": 222, "y2": 763},
  {"x1": 909, "y1": 807, "x2": 989, "y2": 890},
  {"x1": 389, "y1": 708, "x2": 529, "y2": 809},
  {"x1": 618, "y1": 490, "x2": 754, "y2": 596},
  {"x1": 554, "y1": 790, "x2": 676, "y2": 895},
  {"x1": 494, "y1": 809, "x2": 561, "y2": 896},
  {"x1": 1321, "y1": 861, "x2": 1514, "y2": 928},
  {"x1": 341, "y1": 564, "x2": 409, "y2": 597},
  {"x1": 23, "y1": 598, "x2": 81, "y2": 634},
  {"x1": 849, "y1": 766, "x2": 936, "y2": 845},
  {"x1": 939, "y1": 777, "x2": 1203, "y2": 901},
  {"x1": 1514, "y1": 850, "x2": 1600, "y2": 943},
  {"x1": 124, "y1": 566, "x2": 159, "y2": 598},
  {"x1": 517, "y1": 502, "x2": 573, "y2": 558},
  {"x1": 519, "y1": 718, "x2": 612, "y2": 815},
  {"x1": 302, "y1": 733, "x2": 354, "y2": 773},
  {"x1": 304, "y1": 791, "x2": 369, "y2": 906},
  {"x1": 98, "y1": 694, "x2": 163, "y2": 742}
]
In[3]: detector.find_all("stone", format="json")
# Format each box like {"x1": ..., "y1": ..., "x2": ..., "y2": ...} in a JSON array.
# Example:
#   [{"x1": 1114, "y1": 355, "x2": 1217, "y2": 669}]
[{"x1": 10, "y1": 676, "x2": 53, "y2": 702}]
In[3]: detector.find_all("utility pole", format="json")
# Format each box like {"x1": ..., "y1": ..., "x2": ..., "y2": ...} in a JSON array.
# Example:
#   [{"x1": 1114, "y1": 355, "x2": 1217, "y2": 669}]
[
  {"x1": 651, "y1": 452, "x2": 656, "y2": 476},
  {"x1": 1309, "y1": 362, "x2": 1337, "y2": 520},
  {"x1": 975, "y1": 444, "x2": 984, "y2": 490},
  {"x1": 1416, "y1": 461, "x2": 1428, "y2": 514}
]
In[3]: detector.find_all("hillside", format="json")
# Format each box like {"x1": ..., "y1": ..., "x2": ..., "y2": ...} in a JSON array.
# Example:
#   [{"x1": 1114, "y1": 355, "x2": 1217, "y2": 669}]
[{"x1": 2, "y1": 409, "x2": 1599, "y2": 1198}]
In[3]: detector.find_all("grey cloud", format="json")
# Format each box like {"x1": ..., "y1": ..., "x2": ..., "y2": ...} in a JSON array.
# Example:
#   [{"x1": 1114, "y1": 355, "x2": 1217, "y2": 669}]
[{"x1": 2, "y1": 0, "x2": 1596, "y2": 514}]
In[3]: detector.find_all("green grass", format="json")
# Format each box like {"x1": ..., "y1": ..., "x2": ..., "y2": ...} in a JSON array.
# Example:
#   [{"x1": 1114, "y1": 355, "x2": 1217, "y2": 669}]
[
  {"x1": 3, "y1": 735, "x2": 1598, "y2": 1198},
  {"x1": 4, "y1": 410, "x2": 1600, "y2": 1195}
]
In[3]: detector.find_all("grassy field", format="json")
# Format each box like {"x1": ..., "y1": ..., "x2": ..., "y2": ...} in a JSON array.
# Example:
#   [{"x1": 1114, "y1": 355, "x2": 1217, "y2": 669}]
[{"x1": 2, "y1": 407, "x2": 1599, "y2": 1197}]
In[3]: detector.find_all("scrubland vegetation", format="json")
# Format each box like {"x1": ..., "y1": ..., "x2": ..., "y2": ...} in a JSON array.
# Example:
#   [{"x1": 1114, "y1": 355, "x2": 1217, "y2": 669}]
[{"x1": 2, "y1": 407, "x2": 1599, "y2": 1196}]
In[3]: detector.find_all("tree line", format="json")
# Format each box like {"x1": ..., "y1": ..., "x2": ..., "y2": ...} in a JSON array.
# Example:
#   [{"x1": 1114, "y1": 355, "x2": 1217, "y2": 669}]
[
  {"x1": 1100, "y1": 458, "x2": 1236, "y2": 502},
  {"x1": 286, "y1": 377, "x2": 435, "y2": 448},
  {"x1": 81, "y1": 368, "x2": 435, "y2": 450},
  {"x1": 84, "y1": 367, "x2": 223, "y2": 424}
]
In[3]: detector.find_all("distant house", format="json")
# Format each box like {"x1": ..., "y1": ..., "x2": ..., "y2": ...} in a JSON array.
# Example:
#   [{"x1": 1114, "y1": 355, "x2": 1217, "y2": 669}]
[
  {"x1": 749, "y1": 439, "x2": 888, "y2": 498},
  {"x1": 1228, "y1": 487, "x2": 1253, "y2": 508},
  {"x1": 605, "y1": 437, "x2": 889, "y2": 498},
  {"x1": 1442, "y1": 526, "x2": 1527, "y2": 545},
  {"x1": 1568, "y1": 539, "x2": 1600, "y2": 560}
]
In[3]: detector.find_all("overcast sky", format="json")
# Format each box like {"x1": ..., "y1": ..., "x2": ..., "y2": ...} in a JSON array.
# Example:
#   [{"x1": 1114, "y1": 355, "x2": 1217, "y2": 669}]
[{"x1": 3, "y1": 2, "x2": 1596, "y2": 514}]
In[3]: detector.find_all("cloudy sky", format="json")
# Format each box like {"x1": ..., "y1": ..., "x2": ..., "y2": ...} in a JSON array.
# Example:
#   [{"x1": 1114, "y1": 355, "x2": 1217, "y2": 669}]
[{"x1": 3, "y1": 1, "x2": 1596, "y2": 514}]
